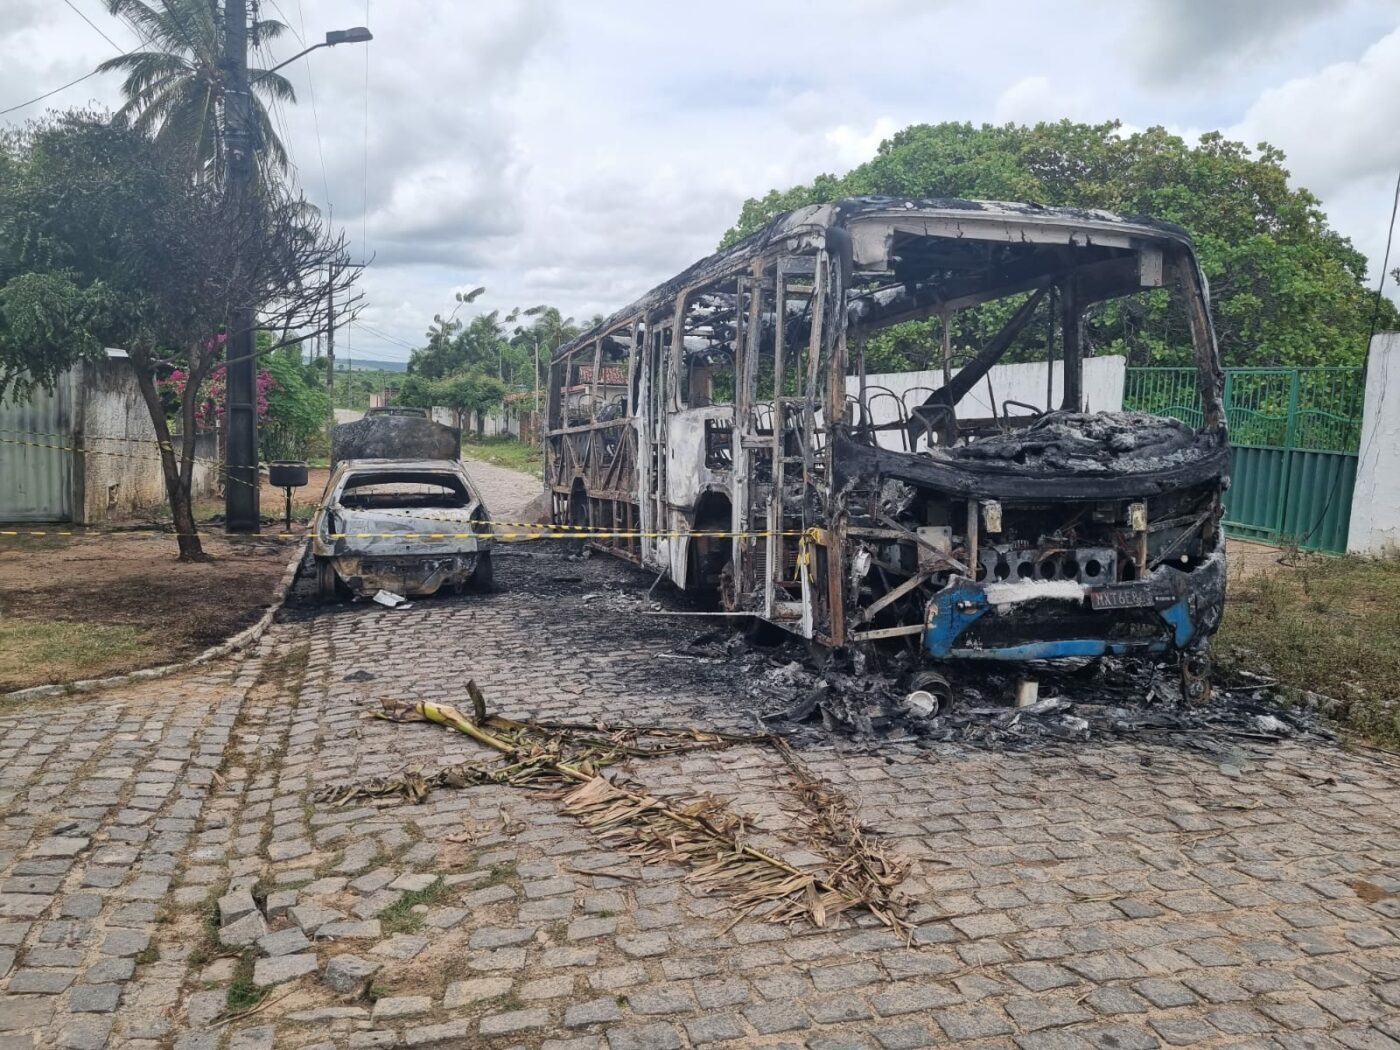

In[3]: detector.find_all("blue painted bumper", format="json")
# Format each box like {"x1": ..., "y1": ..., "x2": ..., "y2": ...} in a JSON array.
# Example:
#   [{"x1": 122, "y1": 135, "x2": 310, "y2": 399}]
[{"x1": 923, "y1": 556, "x2": 1223, "y2": 662}]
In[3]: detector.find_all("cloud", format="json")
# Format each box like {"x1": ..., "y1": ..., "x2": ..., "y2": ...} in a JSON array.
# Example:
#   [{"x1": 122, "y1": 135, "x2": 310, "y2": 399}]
[
  {"x1": 4, "y1": 0, "x2": 1399, "y2": 358},
  {"x1": 1130, "y1": 0, "x2": 1345, "y2": 82},
  {"x1": 826, "y1": 117, "x2": 898, "y2": 167},
  {"x1": 1230, "y1": 23, "x2": 1400, "y2": 195}
]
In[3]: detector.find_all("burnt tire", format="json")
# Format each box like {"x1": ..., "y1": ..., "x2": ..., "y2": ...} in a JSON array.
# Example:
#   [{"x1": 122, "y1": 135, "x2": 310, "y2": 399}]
[
  {"x1": 315, "y1": 556, "x2": 339, "y2": 602},
  {"x1": 472, "y1": 551, "x2": 495, "y2": 592}
]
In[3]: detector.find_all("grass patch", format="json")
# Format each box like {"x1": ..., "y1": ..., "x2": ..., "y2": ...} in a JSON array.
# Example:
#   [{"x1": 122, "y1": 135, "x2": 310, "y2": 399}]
[
  {"x1": 226, "y1": 949, "x2": 266, "y2": 1013},
  {"x1": 379, "y1": 877, "x2": 449, "y2": 934},
  {"x1": 1216, "y1": 553, "x2": 1400, "y2": 747},
  {"x1": 186, "y1": 884, "x2": 226, "y2": 970},
  {"x1": 0, "y1": 619, "x2": 144, "y2": 692},
  {"x1": 460, "y1": 436, "x2": 542, "y2": 477},
  {"x1": 477, "y1": 862, "x2": 517, "y2": 889},
  {"x1": 135, "y1": 942, "x2": 160, "y2": 965}
]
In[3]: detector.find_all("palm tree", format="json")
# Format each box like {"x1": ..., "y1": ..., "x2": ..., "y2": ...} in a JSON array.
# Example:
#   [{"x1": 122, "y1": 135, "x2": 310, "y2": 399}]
[{"x1": 97, "y1": 0, "x2": 295, "y2": 179}]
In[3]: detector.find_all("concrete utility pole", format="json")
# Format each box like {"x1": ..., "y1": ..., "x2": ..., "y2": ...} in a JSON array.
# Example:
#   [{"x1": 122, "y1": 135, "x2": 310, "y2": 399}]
[
  {"x1": 222, "y1": 0, "x2": 260, "y2": 531},
  {"x1": 325, "y1": 264, "x2": 336, "y2": 395}
]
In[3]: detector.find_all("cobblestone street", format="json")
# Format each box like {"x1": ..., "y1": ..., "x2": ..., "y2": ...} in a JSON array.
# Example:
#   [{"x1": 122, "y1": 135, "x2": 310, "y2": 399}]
[{"x1": 3, "y1": 464, "x2": 1400, "y2": 1050}]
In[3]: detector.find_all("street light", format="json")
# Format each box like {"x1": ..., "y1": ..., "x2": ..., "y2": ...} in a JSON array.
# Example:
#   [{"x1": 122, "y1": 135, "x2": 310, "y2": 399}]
[{"x1": 253, "y1": 27, "x2": 374, "y2": 80}]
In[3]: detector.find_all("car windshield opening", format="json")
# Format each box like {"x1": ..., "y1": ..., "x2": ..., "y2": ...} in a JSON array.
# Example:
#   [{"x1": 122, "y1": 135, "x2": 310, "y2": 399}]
[{"x1": 338, "y1": 472, "x2": 472, "y2": 510}]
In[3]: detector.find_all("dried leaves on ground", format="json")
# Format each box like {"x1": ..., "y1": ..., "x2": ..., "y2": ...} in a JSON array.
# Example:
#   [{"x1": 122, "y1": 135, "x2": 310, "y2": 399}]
[{"x1": 315, "y1": 682, "x2": 911, "y2": 934}]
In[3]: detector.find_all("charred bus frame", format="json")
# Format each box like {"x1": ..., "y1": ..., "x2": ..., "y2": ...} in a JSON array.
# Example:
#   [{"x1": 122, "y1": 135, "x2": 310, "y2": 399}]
[{"x1": 546, "y1": 197, "x2": 1227, "y2": 690}]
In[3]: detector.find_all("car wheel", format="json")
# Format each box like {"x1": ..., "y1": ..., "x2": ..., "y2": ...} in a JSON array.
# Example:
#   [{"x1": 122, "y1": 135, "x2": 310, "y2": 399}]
[
  {"x1": 472, "y1": 551, "x2": 494, "y2": 592},
  {"x1": 315, "y1": 556, "x2": 339, "y2": 601}
]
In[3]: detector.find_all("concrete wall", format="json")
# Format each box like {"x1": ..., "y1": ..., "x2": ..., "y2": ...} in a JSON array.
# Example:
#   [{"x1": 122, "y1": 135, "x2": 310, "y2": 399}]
[
  {"x1": 333, "y1": 408, "x2": 365, "y2": 426},
  {"x1": 846, "y1": 355, "x2": 1126, "y2": 450},
  {"x1": 429, "y1": 404, "x2": 524, "y2": 439},
  {"x1": 77, "y1": 354, "x2": 218, "y2": 524},
  {"x1": 1348, "y1": 332, "x2": 1400, "y2": 555}
]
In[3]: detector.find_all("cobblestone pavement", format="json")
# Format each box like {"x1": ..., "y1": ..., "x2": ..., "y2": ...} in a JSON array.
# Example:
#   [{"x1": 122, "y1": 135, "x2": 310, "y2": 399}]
[{"x1": 3, "y1": 466, "x2": 1400, "y2": 1050}]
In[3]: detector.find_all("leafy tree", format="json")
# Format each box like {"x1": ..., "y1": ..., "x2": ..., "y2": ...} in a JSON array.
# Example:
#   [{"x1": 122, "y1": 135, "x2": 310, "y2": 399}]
[
  {"x1": 408, "y1": 308, "x2": 536, "y2": 386},
  {"x1": 0, "y1": 112, "x2": 358, "y2": 559},
  {"x1": 97, "y1": 0, "x2": 296, "y2": 178},
  {"x1": 260, "y1": 342, "x2": 331, "y2": 461},
  {"x1": 394, "y1": 367, "x2": 507, "y2": 437},
  {"x1": 507, "y1": 305, "x2": 579, "y2": 396},
  {"x1": 440, "y1": 369, "x2": 509, "y2": 437},
  {"x1": 726, "y1": 120, "x2": 1398, "y2": 369}
]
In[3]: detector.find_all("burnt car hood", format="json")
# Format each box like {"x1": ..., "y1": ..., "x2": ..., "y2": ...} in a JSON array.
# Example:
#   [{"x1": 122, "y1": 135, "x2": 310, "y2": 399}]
[{"x1": 834, "y1": 413, "x2": 1228, "y2": 501}]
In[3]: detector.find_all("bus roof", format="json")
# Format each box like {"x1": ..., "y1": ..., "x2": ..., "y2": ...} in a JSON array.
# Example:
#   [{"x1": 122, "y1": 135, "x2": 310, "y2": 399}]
[{"x1": 553, "y1": 195, "x2": 1198, "y2": 362}]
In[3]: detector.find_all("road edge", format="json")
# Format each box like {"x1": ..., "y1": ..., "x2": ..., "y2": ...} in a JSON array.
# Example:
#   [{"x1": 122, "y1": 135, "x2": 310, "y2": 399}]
[{"x1": 2, "y1": 537, "x2": 309, "y2": 703}]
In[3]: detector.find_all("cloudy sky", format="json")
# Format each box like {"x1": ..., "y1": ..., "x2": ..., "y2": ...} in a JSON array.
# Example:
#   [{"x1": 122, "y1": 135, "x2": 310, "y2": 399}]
[{"x1": 4, "y1": 0, "x2": 1400, "y2": 363}]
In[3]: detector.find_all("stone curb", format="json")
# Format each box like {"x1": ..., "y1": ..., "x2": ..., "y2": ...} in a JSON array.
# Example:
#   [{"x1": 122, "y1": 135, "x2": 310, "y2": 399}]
[{"x1": 2, "y1": 536, "x2": 309, "y2": 703}]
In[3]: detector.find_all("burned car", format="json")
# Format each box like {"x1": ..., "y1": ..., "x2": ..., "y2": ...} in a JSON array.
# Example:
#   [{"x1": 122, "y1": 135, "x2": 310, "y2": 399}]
[
  {"x1": 311, "y1": 415, "x2": 493, "y2": 599},
  {"x1": 546, "y1": 197, "x2": 1227, "y2": 699}
]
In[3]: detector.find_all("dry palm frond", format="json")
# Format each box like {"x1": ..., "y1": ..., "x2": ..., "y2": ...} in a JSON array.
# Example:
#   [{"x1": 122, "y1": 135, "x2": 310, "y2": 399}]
[{"x1": 316, "y1": 682, "x2": 911, "y2": 933}]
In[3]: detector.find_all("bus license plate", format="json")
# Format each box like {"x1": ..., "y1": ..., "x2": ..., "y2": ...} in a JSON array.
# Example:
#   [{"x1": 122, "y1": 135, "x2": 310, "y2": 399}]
[{"x1": 1090, "y1": 585, "x2": 1155, "y2": 610}]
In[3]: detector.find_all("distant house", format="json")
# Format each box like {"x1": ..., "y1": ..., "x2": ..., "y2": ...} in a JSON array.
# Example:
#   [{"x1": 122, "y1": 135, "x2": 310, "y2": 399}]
[
  {"x1": 0, "y1": 350, "x2": 217, "y2": 524},
  {"x1": 562, "y1": 365, "x2": 627, "y2": 424}
]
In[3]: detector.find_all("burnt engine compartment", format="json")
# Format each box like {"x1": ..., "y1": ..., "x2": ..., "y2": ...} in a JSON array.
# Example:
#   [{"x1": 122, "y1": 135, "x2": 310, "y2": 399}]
[
  {"x1": 930, "y1": 411, "x2": 1216, "y2": 474},
  {"x1": 838, "y1": 417, "x2": 1226, "y2": 644}
]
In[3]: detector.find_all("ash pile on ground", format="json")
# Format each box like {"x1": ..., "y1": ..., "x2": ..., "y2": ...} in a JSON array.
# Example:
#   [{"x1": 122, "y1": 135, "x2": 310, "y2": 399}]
[
  {"x1": 680, "y1": 628, "x2": 1332, "y2": 764},
  {"x1": 281, "y1": 537, "x2": 1329, "y2": 767}
]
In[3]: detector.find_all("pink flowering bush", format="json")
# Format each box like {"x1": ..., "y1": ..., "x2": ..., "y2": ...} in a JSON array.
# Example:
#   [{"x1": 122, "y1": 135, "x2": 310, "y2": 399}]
[{"x1": 159, "y1": 362, "x2": 273, "y2": 425}]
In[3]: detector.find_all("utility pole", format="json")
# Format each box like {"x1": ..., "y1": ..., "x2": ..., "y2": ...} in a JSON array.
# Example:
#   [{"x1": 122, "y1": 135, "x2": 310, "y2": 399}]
[
  {"x1": 222, "y1": 0, "x2": 260, "y2": 531},
  {"x1": 325, "y1": 263, "x2": 337, "y2": 397}
]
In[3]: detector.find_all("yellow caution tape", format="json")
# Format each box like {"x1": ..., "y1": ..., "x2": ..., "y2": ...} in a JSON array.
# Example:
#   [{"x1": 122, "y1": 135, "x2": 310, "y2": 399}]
[
  {"x1": 0, "y1": 433, "x2": 261, "y2": 489},
  {"x1": 0, "y1": 526, "x2": 812, "y2": 542}
]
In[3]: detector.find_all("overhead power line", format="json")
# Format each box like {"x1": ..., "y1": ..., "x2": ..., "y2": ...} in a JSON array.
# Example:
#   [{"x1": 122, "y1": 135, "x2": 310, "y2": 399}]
[
  {"x1": 62, "y1": 0, "x2": 123, "y2": 51},
  {"x1": 0, "y1": 67, "x2": 106, "y2": 117}
]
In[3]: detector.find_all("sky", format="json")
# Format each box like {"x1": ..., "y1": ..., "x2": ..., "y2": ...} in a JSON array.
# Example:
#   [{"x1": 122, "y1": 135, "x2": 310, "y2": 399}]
[{"x1": 4, "y1": 0, "x2": 1400, "y2": 364}]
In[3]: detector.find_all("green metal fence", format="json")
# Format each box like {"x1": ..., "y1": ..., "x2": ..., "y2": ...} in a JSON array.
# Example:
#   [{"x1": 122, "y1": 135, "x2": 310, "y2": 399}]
[{"x1": 1123, "y1": 367, "x2": 1363, "y2": 552}]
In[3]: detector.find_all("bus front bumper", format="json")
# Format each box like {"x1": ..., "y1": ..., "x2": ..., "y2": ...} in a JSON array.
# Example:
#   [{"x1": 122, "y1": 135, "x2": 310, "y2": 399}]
[{"x1": 923, "y1": 549, "x2": 1225, "y2": 662}]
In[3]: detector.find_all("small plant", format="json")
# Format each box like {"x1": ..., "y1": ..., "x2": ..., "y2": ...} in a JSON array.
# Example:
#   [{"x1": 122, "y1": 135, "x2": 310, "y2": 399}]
[
  {"x1": 186, "y1": 885, "x2": 226, "y2": 969},
  {"x1": 378, "y1": 878, "x2": 449, "y2": 934},
  {"x1": 134, "y1": 942, "x2": 160, "y2": 965},
  {"x1": 226, "y1": 950, "x2": 266, "y2": 1013},
  {"x1": 477, "y1": 862, "x2": 517, "y2": 889}
]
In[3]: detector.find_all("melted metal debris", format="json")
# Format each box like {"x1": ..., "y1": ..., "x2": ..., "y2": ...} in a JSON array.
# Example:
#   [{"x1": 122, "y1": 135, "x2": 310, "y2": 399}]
[
  {"x1": 679, "y1": 631, "x2": 1332, "y2": 761},
  {"x1": 933, "y1": 411, "x2": 1214, "y2": 474}
]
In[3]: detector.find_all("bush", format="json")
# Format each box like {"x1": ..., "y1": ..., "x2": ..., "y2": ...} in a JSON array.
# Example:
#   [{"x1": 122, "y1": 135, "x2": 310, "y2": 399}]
[{"x1": 260, "y1": 345, "x2": 331, "y2": 461}]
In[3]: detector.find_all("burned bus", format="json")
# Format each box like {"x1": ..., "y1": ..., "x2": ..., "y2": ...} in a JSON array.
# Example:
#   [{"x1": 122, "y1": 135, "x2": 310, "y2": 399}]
[{"x1": 545, "y1": 197, "x2": 1227, "y2": 699}]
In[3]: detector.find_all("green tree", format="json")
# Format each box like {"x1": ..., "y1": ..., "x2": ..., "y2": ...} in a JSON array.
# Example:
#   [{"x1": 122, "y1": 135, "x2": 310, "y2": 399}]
[
  {"x1": 97, "y1": 0, "x2": 296, "y2": 178},
  {"x1": 260, "y1": 341, "x2": 331, "y2": 461},
  {"x1": 726, "y1": 120, "x2": 1398, "y2": 369},
  {"x1": 508, "y1": 305, "x2": 578, "y2": 393},
  {"x1": 440, "y1": 369, "x2": 509, "y2": 437},
  {"x1": 393, "y1": 367, "x2": 507, "y2": 437},
  {"x1": 0, "y1": 112, "x2": 357, "y2": 559}
]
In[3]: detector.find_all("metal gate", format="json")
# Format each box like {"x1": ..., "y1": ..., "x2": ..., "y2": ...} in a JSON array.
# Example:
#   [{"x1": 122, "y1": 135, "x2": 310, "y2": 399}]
[
  {"x1": 0, "y1": 376, "x2": 75, "y2": 522},
  {"x1": 1124, "y1": 367, "x2": 1362, "y2": 552}
]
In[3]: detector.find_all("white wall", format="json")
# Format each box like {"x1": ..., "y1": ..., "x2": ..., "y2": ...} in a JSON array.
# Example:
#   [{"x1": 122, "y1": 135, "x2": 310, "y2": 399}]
[
  {"x1": 79, "y1": 355, "x2": 218, "y2": 523},
  {"x1": 1348, "y1": 332, "x2": 1400, "y2": 555},
  {"x1": 846, "y1": 355, "x2": 1126, "y2": 450},
  {"x1": 333, "y1": 408, "x2": 364, "y2": 425}
]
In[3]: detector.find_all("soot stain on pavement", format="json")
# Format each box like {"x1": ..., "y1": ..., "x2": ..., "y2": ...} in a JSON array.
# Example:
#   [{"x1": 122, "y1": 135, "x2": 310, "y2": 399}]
[{"x1": 283, "y1": 538, "x2": 1330, "y2": 768}]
